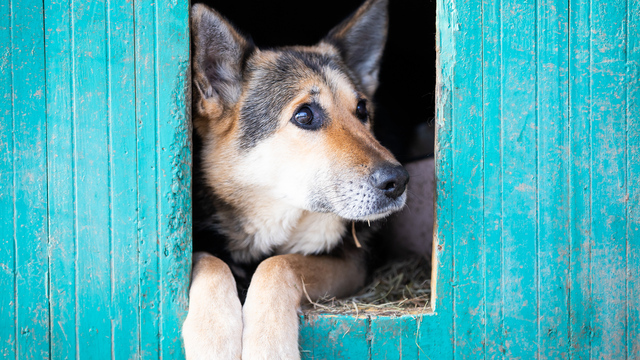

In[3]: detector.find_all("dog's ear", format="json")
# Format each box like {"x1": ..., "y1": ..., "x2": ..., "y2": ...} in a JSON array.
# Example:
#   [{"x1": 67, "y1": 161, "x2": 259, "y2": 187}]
[
  {"x1": 191, "y1": 4, "x2": 253, "y2": 114},
  {"x1": 323, "y1": 0, "x2": 388, "y2": 97}
]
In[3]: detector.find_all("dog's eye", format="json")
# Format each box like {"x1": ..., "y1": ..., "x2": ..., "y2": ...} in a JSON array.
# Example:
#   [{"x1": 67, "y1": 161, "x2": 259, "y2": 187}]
[
  {"x1": 294, "y1": 106, "x2": 313, "y2": 125},
  {"x1": 291, "y1": 104, "x2": 325, "y2": 130},
  {"x1": 356, "y1": 100, "x2": 368, "y2": 122}
]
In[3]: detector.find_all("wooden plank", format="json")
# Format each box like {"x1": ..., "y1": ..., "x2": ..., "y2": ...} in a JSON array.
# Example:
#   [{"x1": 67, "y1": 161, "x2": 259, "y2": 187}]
[
  {"x1": 424, "y1": 0, "x2": 456, "y2": 356},
  {"x1": 72, "y1": 0, "x2": 112, "y2": 356},
  {"x1": 11, "y1": 0, "x2": 51, "y2": 358},
  {"x1": 300, "y1": 315, "x2": 316, "y2": 360},
  {"x1": 536, "y1": 0, "x2": 571, "y2": 358},
  {"x1": 332, "y1": 315, "x2": 369, "y2": 359},
  {"x1": 0, "y1": 0, "x2": 16, "y2": 356},
  {"x1": 568, "y1": 0, "x2": 593, "y2": 357},
  {"x1": 398, "y1": 316, "x2": 419, "y2": 359},
  {"x1": 303, "y1": 315, "x2": 371, "y2": 359},
  {"x1": 589, "y1": 0, "x2": 628, "y2": 356},
  {"x1": 370, "y1": 316, "x2": 402, "y2": 359},
  {"x1": 481, "y1": 0, "x2": 505, "y2": 356},
  {"x1": 1, "y1": 0, "x2": 190, "y2": 358},
  {"x1": 416, "y1": 312, "x2": 454, "y2": 359},
  {"x1": 108, "y1": 0, "x2": 140, "y2": 357},
  {"x1": 370, "y1": 315, "x2": 419, "y2": 359},
  {"x1": 134, "y1": 0, "x2": 161, "y2": 356},
  {"x1": 155, "y1": 0, "x2": 191, "y2": 357},
  {"x1": 44, "y1": 0, "x2": 77, "y2": 358},
  {"x1": 500, "y1": 0, "x2": 539, "y2": 356},
  {"x1": 449, "y1": 0, "x2": 485, "y2": 356},
  {"x1": 628, "y1": 0, "x2": 640, "y2": 356}
]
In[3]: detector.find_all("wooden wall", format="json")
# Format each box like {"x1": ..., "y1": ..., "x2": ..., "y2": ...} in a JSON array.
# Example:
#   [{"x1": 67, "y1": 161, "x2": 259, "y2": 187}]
[
  {"x1": 1, "y1": 0, "x2": 638, "y2": 358},
  {"x1": 0, "y1": 0, "x2": 191, "y2": 358}
]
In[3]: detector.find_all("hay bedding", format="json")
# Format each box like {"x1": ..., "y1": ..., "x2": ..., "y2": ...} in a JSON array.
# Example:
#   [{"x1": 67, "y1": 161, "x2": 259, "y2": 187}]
[{"x1": 302, "y1": 256, "x2": 432, "y2": 317}]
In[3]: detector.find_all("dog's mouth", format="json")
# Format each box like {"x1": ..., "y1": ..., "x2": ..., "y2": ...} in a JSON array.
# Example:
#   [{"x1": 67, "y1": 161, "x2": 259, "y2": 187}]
[
  {"x1": 332, "y1": 187, "x2": 408, "y2": 221},
  {"x1": 312, "y1": 164, "x2": 409, "y2": 221}
]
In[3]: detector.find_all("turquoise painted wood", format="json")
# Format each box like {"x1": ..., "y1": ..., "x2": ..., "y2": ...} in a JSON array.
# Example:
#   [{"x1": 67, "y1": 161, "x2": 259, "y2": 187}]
[
  {"x1": 299, "y1": 0, "x2": 639, "y2": 357},
  {"x1": 0, "y1": 1, "x2": 49, "y2": 358},
  {"x1": 0, "y1": 0, "x2": 191, "y2": 358},
  {"x1": 2, "y1": 0, "x2": 638, "y2": 358}
]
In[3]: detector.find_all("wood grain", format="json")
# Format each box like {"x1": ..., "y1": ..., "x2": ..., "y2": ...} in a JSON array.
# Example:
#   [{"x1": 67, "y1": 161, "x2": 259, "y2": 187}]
[
  {"x1": 0, "y1": 0, "x2": 190, "y2": 358},
  {"x1": 0, "y1": 0, "x2": 637, "y2": 358}
]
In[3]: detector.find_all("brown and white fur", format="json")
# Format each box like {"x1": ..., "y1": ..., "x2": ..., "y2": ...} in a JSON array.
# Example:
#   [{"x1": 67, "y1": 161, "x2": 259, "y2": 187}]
[{"x1": 183, "y1": 0, "x2": 409, "y2": 358}]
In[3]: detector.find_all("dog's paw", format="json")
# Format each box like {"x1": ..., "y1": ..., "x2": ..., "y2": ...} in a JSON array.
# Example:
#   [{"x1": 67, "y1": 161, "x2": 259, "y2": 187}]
[
  {"x1": 183, "y1": 252, "x2": 243, "y2": 360},
  {"x1": 242, "y1": 256, "x2": 302, "y2": 360},
  {"x1": 183, "y1": 313, "x2": 243, "y2": 360}
]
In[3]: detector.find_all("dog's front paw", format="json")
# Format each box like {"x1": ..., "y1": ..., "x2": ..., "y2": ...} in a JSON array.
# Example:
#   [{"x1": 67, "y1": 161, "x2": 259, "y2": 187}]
[
  {"x1": 183, "y1": 252, "x2": 243, "y2": 360},
  {"x1": 183, "y1": 312, "x2": 243, "y2": 360},
  {"x1": 242, "y1": 256, "x2": 303, "y2": 360}
]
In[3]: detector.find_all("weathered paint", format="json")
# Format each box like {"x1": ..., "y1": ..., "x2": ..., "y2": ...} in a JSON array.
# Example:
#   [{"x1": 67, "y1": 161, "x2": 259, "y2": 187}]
[
  {"x1": 370, "y1": 315, "x2": 419, "y2": 358},
  {"x1": 590, "y1": 0, "x2": 630, "y2": 356},
  {"x1": 45, "y1": 0, "x2": 77, "y2": 357},
  {"x1": 107, "y1": 0, "x2": 139, "y2": 356},
  {"x1": 450, "y1": 0, "x2": 484, "y2": 356},
  {"x1": 628, "y1": 1, "x2": 640, "y2": 358},
  {"x1": 0, "y1": 0, "x2": 190, "y2": 359},
  {"x1": 134, "y1": 0, "x2": 162, "y2": 356},
  {"x1": 300, "y1": 314, "x2": 371, "y2": 359},
  {"x1": 0, "y1": 0, "x2": 49, "y2": 358},
  {"x1": 481, "y1": 0, "x2": 505, "y2": 356},
  {"x1": 1, "y1": 0, "x2": 638, "y2": 358},
  {"x1": 568, "y1": 0, "x2": 593, "y2": 356},
  {"x1": 537, "y1": 0, "x2": 571, "y2": 356},
  {"x1": 300, "y1": 0, "x2": 639, "y2": 357},
  {"x1": 0, "y1": 0, "x2": 15, "y2": 356}
]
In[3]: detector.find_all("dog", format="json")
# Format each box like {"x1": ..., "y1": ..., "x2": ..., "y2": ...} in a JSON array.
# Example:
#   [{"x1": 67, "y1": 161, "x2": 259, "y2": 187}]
[{"x1": 183, "y1": 0, "x2": 409, "y2": 358}]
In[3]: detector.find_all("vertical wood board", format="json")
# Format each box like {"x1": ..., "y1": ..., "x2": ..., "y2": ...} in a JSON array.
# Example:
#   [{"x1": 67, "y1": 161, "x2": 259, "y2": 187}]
[
  {"x1": 0, "y1": 0, "x2": 191, "y2": 358},
  {"x1": 432, "y1": 0, "x2": 640, "y2": 358}
]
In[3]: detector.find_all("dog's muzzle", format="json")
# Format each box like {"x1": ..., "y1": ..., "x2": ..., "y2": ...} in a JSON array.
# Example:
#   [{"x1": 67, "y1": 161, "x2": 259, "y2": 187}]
[
  {"x1": 368, "y1": 165, "x2": 410, "y2": 200},
  {"x1": 322, "y1": 162, "x2": 409, "y2": 221}
]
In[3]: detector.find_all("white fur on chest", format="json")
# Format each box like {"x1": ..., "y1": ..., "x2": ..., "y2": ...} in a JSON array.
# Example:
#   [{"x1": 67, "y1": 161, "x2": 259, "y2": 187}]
[
  {"x1": 231, "y1": 206, "x2": 347, "y2": 262},
  {"x1": 276, "y1": 212, "x2": 347, "y2": 256}
]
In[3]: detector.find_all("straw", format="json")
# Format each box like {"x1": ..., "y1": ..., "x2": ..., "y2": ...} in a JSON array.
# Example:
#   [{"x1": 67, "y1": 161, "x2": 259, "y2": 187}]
[{"x1": 302, "y1": 256, "x2": 431, "y2": 316}]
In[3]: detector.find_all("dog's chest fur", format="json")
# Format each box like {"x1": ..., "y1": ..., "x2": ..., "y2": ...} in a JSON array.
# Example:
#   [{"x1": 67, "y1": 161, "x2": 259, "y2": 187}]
[{"x1": 216, "y1": 196, "x2": 348, "y2": 263}]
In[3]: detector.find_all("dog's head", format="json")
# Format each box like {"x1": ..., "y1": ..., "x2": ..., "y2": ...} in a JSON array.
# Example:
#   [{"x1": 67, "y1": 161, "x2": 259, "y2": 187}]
[{"x1": 191, "y1": 0, "x2": 408, "y2": 222}]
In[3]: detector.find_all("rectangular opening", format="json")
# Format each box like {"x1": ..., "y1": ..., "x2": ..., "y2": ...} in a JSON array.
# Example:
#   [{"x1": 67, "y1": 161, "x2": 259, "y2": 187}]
[{"x1": 192, "y1": 0, "x2": 438, "y2": 319}]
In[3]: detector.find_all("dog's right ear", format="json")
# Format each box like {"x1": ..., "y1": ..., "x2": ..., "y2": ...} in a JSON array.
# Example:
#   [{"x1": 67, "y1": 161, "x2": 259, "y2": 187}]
[
  {"x1": 191, "y1": 4, "x2": 253, "y2": 119},
  {"x1": 323, "y1": 0, "x2": 388, "y2": 98}
]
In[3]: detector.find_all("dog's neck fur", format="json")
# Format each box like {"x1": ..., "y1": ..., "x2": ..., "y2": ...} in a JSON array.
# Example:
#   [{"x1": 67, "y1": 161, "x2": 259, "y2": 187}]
[{"x1": 212, "y1": 191, "x2": 347, "y2": 263}]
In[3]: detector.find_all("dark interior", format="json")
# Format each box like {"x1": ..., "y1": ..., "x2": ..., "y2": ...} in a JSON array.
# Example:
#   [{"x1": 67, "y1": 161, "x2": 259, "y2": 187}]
[{"x1": 198, "y1": 0, "x2": 436, "y2": 162}]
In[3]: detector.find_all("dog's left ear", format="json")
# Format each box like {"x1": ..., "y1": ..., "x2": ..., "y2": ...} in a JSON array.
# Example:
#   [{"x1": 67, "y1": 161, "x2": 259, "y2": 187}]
[
  {"x1": 191, "y1": 4, "x2": 254, "y2": 118},
  {"x1": 323, "y1": 0, "x2": 388, "y2": 97}
]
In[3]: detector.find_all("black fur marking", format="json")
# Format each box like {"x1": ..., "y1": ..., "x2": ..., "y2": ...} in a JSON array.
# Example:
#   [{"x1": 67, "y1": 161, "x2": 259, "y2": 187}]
[
  {"x1": 238, "y1": 50, "x2": 348, "y2": 149},
  {"x1": 286, "y1": 50, "x2": 364, "y2": 95}
]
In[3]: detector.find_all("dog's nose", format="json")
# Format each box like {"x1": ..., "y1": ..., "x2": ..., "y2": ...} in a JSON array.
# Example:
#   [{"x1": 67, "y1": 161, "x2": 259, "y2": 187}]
[{"x1": 369, "y1": 165, "x2": 410, "y2": 200}]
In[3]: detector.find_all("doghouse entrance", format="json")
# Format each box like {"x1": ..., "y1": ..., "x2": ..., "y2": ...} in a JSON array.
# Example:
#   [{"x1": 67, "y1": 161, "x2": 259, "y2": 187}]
[{"x1": 195, "y1": 0, "x2": 437, "y2": 323}]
